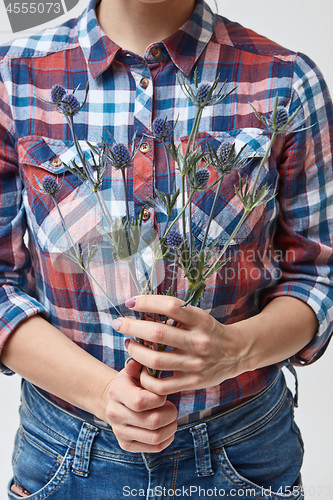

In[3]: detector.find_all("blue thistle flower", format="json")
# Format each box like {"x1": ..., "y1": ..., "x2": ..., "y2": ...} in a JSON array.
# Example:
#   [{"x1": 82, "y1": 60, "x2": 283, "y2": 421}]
[
  {"x1": 216, "y1": 142, "x2": 237, "y2": 173},
  {"x1": 166, "y1": 230, "x2": 183, "y2": 249},
  {"x1": 195, "y1": 169, "x2": 210, "y2": 189},
  {"x1": 268, "y1": 105, "x2": 289, "y2": 131},
  {"x1": 152, "y1": 118, "x2": 172, "y2": 140},
  {"x1": 108, "y1": 143, "x2": 132, "y2": 170},
  {"x1": 60, "y1": 93, "x2": 81, "y2": 116},
  {"x1": 51, "y1": 85, "x2": 66, "y2": 104},
  {"x1": 42, "y1": 175, "x2": 61, "y2": 197},
  {"x1": 194, "y1": 83, "x2": 212, "y2": 106}
]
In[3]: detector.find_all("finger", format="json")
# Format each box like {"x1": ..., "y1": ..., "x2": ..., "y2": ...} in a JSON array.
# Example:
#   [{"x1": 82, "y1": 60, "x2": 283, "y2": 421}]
[
  {"x1": 125, "y1": 295, "x2": 201, "y2": 327},
  {"x1": 120, "y1": 419, "x2": 177, "y2": 446},
  {"x1": 124, "y1": 358, "x2": 142, "y2": 379},
  {"x1": 126, "y1": 339, "x2": 187, "y2": 373},
  {"x1": 114, "y1": 318, "x2": 187, "y2": 349},
  {"x1": 118, "y1": 434, "x2": 175, "y2": 454},
  {"x1": 110, "y1": 400, "x2": 178, "y2": 430},
  {"x1": 140, "y1": 368, "x2": 194, "y2": 396}
]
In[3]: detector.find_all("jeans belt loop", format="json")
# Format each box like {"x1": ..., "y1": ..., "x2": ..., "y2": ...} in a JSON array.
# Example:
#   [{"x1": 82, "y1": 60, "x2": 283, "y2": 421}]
[
  {"x1": 189, "y1": 422, "x2": 214, "y2": 477},
  {"x1": 72, "y1": 422, "x2": 99, "y2": 478}
]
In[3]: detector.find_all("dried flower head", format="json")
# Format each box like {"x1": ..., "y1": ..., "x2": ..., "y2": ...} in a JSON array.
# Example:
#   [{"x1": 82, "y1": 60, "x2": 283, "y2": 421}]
[
  {"x1": 216, "y1": 142, "x2": 237, "y2": 173},
  {"x1": 42, "y1": 175, "x2": 61, "y2": 197},
  {"x1": 251, "y1": 95, "x2": 301, "y2": 134},
  {"x1": 268, "y1": 106, "x2": 289, "y2": 130},
  {"x1": 60, "y1": 93, "x2": 81, "y2": 116},
  {"x1": 166, "y1": 230, "x2": 183, "y2": 249},
  {"x1": 178, "y1": 68, "x2": 236, "y2": 110},
  {"x1": 108, "y1": 143, "x2": 132, "y2": 170},
  {"x1": 152, "y1": 117, "x2": 173, "y2": 140},
  {"x1": 193, "y1": 83, "x2": 212, "y2": 106},
  {"x1": 194, "y1": 169, "x2": 210, "y2": 189},
  {"x1": 51, "y1": 85, "x2": 66, "y2": 105}
]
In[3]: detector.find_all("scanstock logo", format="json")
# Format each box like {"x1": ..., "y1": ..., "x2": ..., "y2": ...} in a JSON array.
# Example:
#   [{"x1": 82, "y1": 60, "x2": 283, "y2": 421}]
[{"x1": 4, "y1": 0, "x2": 80, "y2": 32}]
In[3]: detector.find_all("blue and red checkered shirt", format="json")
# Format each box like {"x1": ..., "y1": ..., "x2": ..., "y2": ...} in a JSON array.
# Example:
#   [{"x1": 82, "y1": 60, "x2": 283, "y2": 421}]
[{"x1": 0, "y1": 0, "x2": 332, "y2": 422}]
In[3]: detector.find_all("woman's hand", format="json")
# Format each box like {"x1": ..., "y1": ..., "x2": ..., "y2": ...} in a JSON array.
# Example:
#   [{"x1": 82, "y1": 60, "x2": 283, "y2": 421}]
[
  {"x1": 111, "y1": 295, "x2": 250, "y2": 395},
  {"x1": 111, "y1": 295, "x2": 318, "y2": 397},
  {"x1": 101, "y1": 357, "x2": 178, "y2": 452}
]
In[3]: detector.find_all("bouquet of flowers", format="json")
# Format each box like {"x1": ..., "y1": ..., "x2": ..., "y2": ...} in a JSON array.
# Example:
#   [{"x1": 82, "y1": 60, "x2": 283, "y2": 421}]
[{"x1": 37, "y1": 71, "x2": 300, "y2": 377}]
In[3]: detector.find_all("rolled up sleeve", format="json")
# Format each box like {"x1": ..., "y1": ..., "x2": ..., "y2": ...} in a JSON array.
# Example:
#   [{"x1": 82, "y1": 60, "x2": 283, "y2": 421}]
[
  {"x1": 261, "y1": 53, "x2": 333, "y2": 365},
  {"x1": 0, "y1": 75, "x2": 47, "y2": 374}
]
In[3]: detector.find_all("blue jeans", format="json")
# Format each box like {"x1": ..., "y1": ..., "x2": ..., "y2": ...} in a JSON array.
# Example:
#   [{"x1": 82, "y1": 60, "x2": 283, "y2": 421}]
[{"x1": 7, "y1": 371, "x2": 304, "y2": 500}]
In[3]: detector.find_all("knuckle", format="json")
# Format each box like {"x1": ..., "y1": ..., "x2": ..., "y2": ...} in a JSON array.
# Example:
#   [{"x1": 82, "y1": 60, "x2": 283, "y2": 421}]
[
  {"x1": 152, "y1": 324, "x2": 165, "y2": 344},
  {"x1": 192, "y1": 357, "x2": 205, "y2": 372},
  {"x1": 167, "y1": 297, "x2": 182, "y2": 315},
  {"x1": 147, "y1": 412, "x2": 161, "y2": 430},
  {"x1": 193, "y1": 335, "x2": 211, "y2": 355},
  {"x1": 131, "y1": 393, "x2": 146, "y2": 411},
  {"x1": 105, "y1": 406, "x2": 119, "y2": 423},
  {"x1": 149, "y1": 430, "x2": 164, "y2": 445}
]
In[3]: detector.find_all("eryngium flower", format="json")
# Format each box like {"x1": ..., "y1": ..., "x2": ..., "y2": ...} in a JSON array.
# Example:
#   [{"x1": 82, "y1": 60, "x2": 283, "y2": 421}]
[
  {"x1": 108, "y1": 143, "x2": 132, "y2": 170},
  {"x1": 60, "y1": 93, "x2": 81, "y2": 115},
  {"x1": 195, "y1": 169, "x2": 210, "y2": 189},
  {"x1": 42, "y1": 175, "x2": 61, "y2": 197},
  {"x1": 268, "y1": 106, "x2": 289, "y2": 130},
  {"x1": 194, "y1": 83, "x2": 211, "y2": 106},
  {"x1": 166, "y1": 230, "x2": 183, "y2": 249},
  {"x1": 51, "y1": 85, "x2": 66, "y2": 105},
  {"x1": 216, "y1": 142, "x2": 237, "y2": 173},
  {"x1": 152, "y1": 117, "x2": 172, "y2": 140}
]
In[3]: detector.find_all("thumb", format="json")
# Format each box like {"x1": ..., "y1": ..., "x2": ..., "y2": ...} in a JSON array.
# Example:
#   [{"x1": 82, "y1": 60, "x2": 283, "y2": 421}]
[{"x1": 124, "y1": 357, "x2": 143, "y2": 379}]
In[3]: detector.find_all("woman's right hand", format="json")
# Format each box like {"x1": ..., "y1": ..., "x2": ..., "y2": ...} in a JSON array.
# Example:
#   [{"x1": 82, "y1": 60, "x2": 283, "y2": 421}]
[{"x1": 100, "y1": 358, "x2": 178, "y2": 453}]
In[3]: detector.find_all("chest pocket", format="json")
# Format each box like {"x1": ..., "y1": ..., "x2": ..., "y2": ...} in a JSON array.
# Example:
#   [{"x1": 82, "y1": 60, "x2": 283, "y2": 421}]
[
  {"x1": 18, "y1": 136, "x2": 102, "y2": 256},
  {"x1": 180, "y1": 128, "x2": 278, "y2": 250}
]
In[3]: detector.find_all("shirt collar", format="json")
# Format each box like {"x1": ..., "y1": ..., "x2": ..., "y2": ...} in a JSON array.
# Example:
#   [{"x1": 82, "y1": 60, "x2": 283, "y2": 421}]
[{"x1": 77, "y1": 0, "x2": 215, "y2": 79}]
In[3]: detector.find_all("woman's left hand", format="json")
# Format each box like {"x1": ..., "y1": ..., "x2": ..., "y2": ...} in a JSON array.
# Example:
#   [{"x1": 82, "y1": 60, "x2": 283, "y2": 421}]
[{"x1": 111, "y1": 295, "x2": 251, "y2": 395}]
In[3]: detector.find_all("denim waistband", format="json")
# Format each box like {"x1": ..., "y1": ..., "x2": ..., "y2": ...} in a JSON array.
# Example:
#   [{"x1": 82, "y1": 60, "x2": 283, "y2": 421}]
[{"x1": 19, "y1": 368, "x2": 289, "y2": 471}]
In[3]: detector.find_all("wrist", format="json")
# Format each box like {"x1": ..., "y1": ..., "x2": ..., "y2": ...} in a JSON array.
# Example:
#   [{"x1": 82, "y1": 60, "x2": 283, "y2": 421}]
[{"x1": 218, "y1": 321, "x2": 256, "y2": 378}]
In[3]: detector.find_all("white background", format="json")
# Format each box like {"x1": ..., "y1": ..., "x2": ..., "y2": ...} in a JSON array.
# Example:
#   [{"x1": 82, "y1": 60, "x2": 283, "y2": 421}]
[{"x1": 0, "y1": 0, "x2": 332, "y2": 497}]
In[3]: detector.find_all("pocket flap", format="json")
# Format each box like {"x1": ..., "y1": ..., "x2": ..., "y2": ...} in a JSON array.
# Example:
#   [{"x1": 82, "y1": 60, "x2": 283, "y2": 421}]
[
  {"x1": 180, "y1": 128, "x2": 271, "y2": 159},
  {"x1": 18, "y1": 136, "x2": 101, "y2": 174}
]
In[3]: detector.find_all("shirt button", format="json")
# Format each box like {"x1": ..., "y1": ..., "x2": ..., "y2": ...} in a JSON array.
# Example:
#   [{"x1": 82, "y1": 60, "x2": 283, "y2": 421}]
[
  {"x1": 140, "y1": 77, "x2": 149, "y2": 89},
  {"x1": 142, "y1": 208, "x2": 151, "y2": 222},
  {"x1": 139, "y1": 142, "x2": 150, "y2": 154},
  {"x1": 51, "y1": 157, "x2": 62, "y2": 167},
  {"x1": 151, "y1": 46, "x2": 162, "y2": 59}
]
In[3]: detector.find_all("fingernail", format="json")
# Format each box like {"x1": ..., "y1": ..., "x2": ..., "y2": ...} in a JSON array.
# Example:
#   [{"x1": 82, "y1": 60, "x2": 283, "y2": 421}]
[
  {"x1": 111, "y1": 319, "x2": 121, "y2": 331},
  {"x1": 125, "y1": 356, "x2": 133, "y2": 365},
  {"x1": 124, "y1": 338, "x2": 130, "y2": 349},
  {"x1": 125, "y1": 297, "x2": 136, "y2": 308}
]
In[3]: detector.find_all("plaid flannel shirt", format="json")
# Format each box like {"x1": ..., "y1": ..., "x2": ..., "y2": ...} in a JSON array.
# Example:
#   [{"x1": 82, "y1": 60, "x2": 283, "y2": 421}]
[{"x1": 0, "y1": 0, "x2": 332, "y2": 422}]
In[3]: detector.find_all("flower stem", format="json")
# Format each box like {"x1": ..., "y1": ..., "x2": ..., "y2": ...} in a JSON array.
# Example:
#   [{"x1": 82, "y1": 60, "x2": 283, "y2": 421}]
[
  {"x1": 250, "y1": 131, "x2": 277, "y2": 201},
  {"x1": 163, "y1": 140, "x2": 172, "y2": 194},
  {"x1": 121, "y1": 168, "x2": 130, "y2": 223},
  {"x1": 163, "y1": 189, "x2": 195, "y2": 240},
  {"x1": 181, "y1": 107, "x2": 203, "y2": 241},
  {"x1": 203, "y1": 208, "x2": 250, "y2": 279},
  {"x1": 66, "y1": 116, "x2": 113, "y2": 230},
  {"x1": 200, "y1": 177, "x2": 223, "y2": 251},
  {"x1": 52, "y1": 197, "x2": 123, "y2": 316}
]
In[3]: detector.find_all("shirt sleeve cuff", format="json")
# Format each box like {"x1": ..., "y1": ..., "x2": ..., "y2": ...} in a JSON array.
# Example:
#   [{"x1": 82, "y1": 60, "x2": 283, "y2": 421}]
[
  {"x1": 261, "y1": 281, "x2": 333, "y2": 366},
  {"x1": 0, "y1": 285, "x2": 48, "y2": 375}
]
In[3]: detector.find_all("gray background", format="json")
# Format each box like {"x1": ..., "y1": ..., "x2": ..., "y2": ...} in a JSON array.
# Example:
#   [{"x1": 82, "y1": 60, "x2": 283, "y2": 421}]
[{"x1": 0, "y1": 0, "x2": 332, "y2": 496}]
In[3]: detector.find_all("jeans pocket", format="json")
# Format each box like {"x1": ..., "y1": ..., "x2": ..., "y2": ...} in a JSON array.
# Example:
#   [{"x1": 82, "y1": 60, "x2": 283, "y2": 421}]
[
  {"x1": 7, "y1": 425, "x2": 74, "y2": 500},
  {"x1": 212, "y1": 390, "x2": 304, "y2": 499}
]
